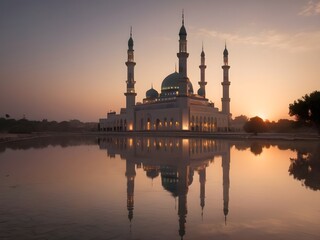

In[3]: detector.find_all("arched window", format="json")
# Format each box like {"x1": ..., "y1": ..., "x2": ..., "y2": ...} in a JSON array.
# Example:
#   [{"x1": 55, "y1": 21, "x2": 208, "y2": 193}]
[
  {"x1": 147, "y1": 118, "x2": 151, "y2": 131},
  {"x1": 120, "y1": 119, "x2": 123, "y2": 131},
  {"x1": 156, "y1": 119, "x2": 160, "y2": 130},
  {"x1": 191, "y1": 115, "x2": 195, "y2": 131}
]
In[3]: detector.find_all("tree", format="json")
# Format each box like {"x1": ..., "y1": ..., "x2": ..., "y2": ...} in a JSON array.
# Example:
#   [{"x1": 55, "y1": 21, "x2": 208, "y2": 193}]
[
  {"x1": 289, "y1": 91, "x2": 320, "y2": 134},
  {"x1": 289, "y1": 147, "x2": 320, "y2": 191},
  {"x1": 243, "y1": 116, "x2": 267, "y2": 134},
  {"x1": 231, "y1": 115, "x2": 248, "y2": 131},
  {"x1": 250, "y1": 142, "x2": 263, "y2": 155},
  {"x1": 5, "y1": 114, "x2": 10, "y2": 119}
]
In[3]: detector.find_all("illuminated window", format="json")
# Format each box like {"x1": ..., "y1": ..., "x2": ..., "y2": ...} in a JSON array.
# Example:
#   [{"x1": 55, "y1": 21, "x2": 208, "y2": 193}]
[{"x1": 147, "y1": 118, "x2": 151, "y2": 130}]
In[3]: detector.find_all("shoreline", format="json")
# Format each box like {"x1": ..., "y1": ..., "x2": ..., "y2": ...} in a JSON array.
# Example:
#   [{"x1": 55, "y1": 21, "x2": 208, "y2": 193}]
[{"x1": 0, "y1": 131, "x2": 319, "y2": 143}]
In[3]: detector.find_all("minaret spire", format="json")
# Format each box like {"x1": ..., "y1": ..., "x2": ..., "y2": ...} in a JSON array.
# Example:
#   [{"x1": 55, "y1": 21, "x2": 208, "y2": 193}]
[
  {"x1": 125, "y1": 27, "x2": 137, "y2": 131},
  {"x1": 223, "y1": 41, "x2": 228, "y2": 65},
  {"x1": 221, "y1": 43, "x2": 231, "y2": 128},
  {"x1": 198, "y1": 43, "x2": 207, "y2": 98},
  {"x1": 182, "y1": 9, "x2": 184, "y2": 25},
  {"x1": 177, "y1": 10, "x2": 189, "y2": 96}
]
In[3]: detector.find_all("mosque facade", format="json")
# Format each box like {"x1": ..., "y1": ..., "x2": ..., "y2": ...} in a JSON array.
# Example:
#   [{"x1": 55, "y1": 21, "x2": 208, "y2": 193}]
[{"x1": 99, "y1": 15, "x2": 231, "y2": 132}]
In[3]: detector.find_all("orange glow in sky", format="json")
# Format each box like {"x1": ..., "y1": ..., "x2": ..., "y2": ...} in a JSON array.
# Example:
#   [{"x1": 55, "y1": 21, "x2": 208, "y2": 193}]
[{"x1": 0, "y1": 0, "x2": 319, "y2": 122}]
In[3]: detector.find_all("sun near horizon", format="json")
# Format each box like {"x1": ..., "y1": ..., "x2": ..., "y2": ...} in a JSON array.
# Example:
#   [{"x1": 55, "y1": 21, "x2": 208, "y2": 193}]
[{"x1": 0, "y1": 1, "x2": 319, "y2": 123}]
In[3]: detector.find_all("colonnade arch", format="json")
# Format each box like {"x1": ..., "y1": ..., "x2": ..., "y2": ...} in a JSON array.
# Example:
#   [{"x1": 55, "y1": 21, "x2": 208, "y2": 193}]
[{"x1": 190, "y1": 115, "x2": 217, "y2": 132}]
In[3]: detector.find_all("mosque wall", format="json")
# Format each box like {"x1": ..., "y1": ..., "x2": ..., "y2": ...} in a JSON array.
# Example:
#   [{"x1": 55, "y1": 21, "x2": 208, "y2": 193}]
[{"x1": 135, "y1": 106, "x2": 182, "y2": 131}]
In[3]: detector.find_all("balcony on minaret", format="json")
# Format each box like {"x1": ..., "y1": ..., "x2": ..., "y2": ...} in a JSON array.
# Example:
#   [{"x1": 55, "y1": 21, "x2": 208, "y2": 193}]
[
  {"x1": 179, "y1": 41, "x2": 187, "y2": 53},
  {"x1": 128, "y1": 51, "x2": 134, "y2": 62},
  {"x1": 127, "y1": 88, "x2": 135, "y2": 94},
  {"x1": 224, "y1": 56, "x2": 228, "y2": 66}
]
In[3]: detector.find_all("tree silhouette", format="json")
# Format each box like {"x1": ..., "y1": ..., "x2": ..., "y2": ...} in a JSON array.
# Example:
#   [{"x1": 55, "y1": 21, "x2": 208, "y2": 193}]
[
  {"x1": 289, "y1": 91, "x2": 320, "y2": 134},
  {"x1": 250, "y1": 142, "x2": 263, "y2": 155},
  {"x1": 243, "y1": 116, "x2": 267, "y2": 135},
  {"x1": 289, "y1": 149, "x2": 320, "y2": 191}
]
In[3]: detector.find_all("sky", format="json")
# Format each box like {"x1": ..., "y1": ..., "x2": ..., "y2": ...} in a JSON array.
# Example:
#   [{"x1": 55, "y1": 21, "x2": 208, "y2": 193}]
[{"x1": 0, "y1": 0, "x2": 319, "y2": 122}]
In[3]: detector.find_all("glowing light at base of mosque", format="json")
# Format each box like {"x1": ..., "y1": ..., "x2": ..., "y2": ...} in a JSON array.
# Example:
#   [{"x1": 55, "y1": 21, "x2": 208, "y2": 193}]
[
  {"x1": 182, "y1": 119, "x2": 189, "y2": 130},
  {"x1": 182, "y1": 138, "x2": 189, "y2": 148}
]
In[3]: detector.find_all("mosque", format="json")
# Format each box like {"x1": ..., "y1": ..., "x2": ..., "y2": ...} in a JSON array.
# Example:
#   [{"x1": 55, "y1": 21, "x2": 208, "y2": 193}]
[{"x1": 99, "y1": 14, "x2": 231, "y2": 132}]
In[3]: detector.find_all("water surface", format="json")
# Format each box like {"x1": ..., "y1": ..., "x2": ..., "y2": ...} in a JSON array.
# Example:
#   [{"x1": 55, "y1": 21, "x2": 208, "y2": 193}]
[{"x1": 0, "y1": 136, "x2": 319, "y2": 240}]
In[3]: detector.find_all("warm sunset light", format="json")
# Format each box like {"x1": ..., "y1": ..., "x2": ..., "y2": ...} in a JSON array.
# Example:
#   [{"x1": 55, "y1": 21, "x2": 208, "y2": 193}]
[
  {"x1": 0, "y1": 1, "x2": 319, "y2": 122},
  {"x1": 2, "y1": 136, "x2": 320, "y2": 239},
  {"x1": 255, "y1": 113, "x2": 268, "y2": 122}
]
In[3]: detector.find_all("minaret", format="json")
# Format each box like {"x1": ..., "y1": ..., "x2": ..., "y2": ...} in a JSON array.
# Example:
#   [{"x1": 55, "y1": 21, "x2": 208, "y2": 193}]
[
  {"x1": 221, "y1": 43, "x2": 231, "y2": 123},
  {"x1": 124, "y1": 27, "x2": 137, "y2": 131},
  {"x1": 222, "y1": 145, "x2": 230, "y2": 225},
  {"x1": 198, "y1": 44, "x2": 207, "y2": 98},
  {"x1": 125, "y1": 159, "x2": 136, "y2": 223},
  {"x1": 177, "y1": 11, "x2": 189, "y2": 96}
]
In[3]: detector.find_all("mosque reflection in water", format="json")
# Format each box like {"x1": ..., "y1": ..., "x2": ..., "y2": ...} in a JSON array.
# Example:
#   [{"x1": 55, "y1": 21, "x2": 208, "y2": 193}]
[{"x1": 99, "y1": 137, "x2": 230, "y2": 239}]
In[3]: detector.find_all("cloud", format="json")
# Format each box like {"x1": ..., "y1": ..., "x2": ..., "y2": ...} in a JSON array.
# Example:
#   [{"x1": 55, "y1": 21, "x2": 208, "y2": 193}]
[
  {"x1": 196, "y1": 28, "x2": 320, "y2": 53},
  {"x1": 299, "y1": 0, "x2": 320, "y2": 16}
]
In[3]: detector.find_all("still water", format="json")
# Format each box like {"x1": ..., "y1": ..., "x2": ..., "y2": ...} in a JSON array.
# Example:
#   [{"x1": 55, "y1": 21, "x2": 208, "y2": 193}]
[{"x1": 0, "y1": 136, "x2": 319, "y2": 240}]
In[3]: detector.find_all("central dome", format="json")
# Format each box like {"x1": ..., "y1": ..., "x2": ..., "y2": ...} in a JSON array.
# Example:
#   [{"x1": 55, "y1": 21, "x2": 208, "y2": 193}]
[
  {"x1": 161, "y1": 72, "x2": 193, "y2": 95},
  {"x1": 161, "y1": 72, "x2": 180, "y2": 91}
]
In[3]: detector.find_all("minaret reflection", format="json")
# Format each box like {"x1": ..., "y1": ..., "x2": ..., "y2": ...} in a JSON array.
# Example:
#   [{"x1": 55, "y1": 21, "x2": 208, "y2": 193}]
[
  {"x1": 198, "y1": 167, "x2": 206, "y2": 219},
  {"x1": 99, "y1": 137, "x2": 230, "y2": 238},
  {"x1": 177, "y1": 162, "x2": 189, "y2": 239},
  {"x1": 125, "y1": 153, "x2": 136, "y2": 223},
  {"x1": 222, "y1": 143, "x2": 230, "y2": 225}
]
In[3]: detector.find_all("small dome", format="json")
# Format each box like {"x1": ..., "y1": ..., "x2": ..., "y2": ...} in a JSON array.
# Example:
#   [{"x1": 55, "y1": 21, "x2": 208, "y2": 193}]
[
  {"x1": 161, "y1": 72, "x2": 193, "y2": 94},
  {"x1": 197, "y1": 87, "x2": 205, "y2": 97},
  {"x1": 146, "y1": 87, "x2": 159, "y2": 99}
]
